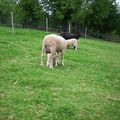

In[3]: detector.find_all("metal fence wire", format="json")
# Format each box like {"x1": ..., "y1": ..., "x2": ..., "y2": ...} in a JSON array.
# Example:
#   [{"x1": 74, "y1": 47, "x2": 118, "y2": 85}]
[{"x1": 0, "y1": 15, "x2": 120, "y2": 43}]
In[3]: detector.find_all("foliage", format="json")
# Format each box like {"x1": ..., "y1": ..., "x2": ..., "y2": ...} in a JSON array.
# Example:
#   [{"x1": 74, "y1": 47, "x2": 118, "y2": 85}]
[
  {"x1": 0, "y1": 0, "x2": 16, "y2": 23},
  {"x1": 15, "y1": 0, "x2": 44, "y2": 25},
  {"x1": 37, "y1": 0, "x2": 120, "y2": 34},
  {"x1": 0, "y1": 0, "x2": 120, "y2": 34},
  {"x1": 85, "y1": 0, "x2": 119, "y2": 33}
]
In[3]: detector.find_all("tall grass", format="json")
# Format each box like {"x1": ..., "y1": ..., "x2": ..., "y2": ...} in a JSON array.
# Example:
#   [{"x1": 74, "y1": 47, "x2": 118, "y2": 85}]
[{"x1": 0, "y1": 26, "x2": 120, "y2": 120}]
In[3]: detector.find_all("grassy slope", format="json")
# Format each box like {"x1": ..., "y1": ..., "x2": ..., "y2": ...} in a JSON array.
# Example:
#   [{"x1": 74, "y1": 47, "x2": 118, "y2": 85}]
[{"x1": 0, "y1": 26, "x2": 120, "y2": 120}]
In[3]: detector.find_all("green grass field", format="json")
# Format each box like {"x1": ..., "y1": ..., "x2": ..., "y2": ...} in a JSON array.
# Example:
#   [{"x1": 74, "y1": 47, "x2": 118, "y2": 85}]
[{"x1": 0, "y1": 26, "x2": 120, "y2": 120}]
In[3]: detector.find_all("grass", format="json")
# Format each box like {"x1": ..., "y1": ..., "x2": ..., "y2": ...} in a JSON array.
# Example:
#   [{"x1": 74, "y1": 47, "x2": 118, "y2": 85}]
[{"x1": 0, "y1": 26, "x2": 120, "y2": 120}]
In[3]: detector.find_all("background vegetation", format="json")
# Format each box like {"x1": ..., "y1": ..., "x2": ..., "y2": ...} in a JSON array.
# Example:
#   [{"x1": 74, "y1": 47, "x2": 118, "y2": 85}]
[{"x1": 0, "y1": 0, "x2": 120, "y2": 34}]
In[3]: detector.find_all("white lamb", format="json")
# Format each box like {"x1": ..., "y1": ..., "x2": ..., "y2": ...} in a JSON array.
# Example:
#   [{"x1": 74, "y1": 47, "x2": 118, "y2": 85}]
[
  {"x1": 66, "y1": 38, "x2": 78, "y2": 50},
  {"x1": 41, "y1": 34, "x2": 66, "y2": 68},
  {"x1": 47, "y1": 52, "x2": 58, "y2": 67}
]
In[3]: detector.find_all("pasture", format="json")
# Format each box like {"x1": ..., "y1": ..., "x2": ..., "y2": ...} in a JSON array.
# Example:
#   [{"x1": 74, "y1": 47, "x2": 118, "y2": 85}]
[{"x1": 0, "y1": 26, "x2": 120, "y2": 120}]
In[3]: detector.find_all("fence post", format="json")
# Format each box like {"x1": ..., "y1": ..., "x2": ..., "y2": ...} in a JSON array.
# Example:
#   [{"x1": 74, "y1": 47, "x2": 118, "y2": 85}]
[
  {"x1": 11, "y1": 12, "x2": 14, "y2": 34},
  {"x1": 85, "y1": 26, "x2": 87, "y2": 38},
  {"x1": 46, "y1": 18, "x2": 48, "y2": 33},
  {"x1": 68, "y1": 21, "x2": 71, "y2": 34}
]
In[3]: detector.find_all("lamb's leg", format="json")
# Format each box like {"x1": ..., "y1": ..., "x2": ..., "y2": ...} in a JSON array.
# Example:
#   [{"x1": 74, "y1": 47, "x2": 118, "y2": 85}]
[
  {"x1": 61, "y1": 51, "x2": 64, "y2": 66},
  {"x1": 54, "y1": 52, "x2": 58, "y2": 66},
  {"x1": 49, "y1": 53, "x2": 54, "y2": 68},
  {"x1": 74, "y1": 46, "x2": 77, "y2": 50},
  {"x1": 74, "y1": 42, "x2": 77, "y2": 50},
  {"x1": 47, "y1": 54, "x2": 50, "y2": 67},
  {"x1": 75, "y1": 46, "x2": 77, "y2": 50}
]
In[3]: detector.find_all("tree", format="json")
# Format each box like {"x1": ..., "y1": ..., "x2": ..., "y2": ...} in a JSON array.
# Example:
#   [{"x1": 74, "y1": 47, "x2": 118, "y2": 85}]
[
  {"x1": 41, "y1": 0, "x2": 84, "y2": 31},
  {"x1": 84, "y1": 0, "x2": 119, "y2": 33},
  {"x1": 16, "y1": 0, "x2": 44, "y2": 25},
  {"x1": 0, "y1": 0, "x2": 16, "y2": 24}
]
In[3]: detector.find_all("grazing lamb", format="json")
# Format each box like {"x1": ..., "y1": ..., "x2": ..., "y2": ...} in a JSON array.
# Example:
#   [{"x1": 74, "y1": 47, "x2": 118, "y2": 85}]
[
  {"x1": 60, "y1": 32, "x2": 80, "y2": 40},
  {"x1": 66, "y1": 38, "x2": 78, "y2": 50},
  {"x1": 41, "y1": 34, "x2": 66, "y2": 68}
]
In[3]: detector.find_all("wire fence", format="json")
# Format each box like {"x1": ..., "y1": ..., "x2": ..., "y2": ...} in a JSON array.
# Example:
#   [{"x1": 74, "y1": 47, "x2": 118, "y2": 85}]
[{"x1": 0, "y1": 15, "x2": 120, "y2": 43}]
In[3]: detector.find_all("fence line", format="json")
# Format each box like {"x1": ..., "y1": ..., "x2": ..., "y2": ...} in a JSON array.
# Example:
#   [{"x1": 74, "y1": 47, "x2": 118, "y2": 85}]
[{"x1": 0, "y1": 16, "x2": 120, "y2": 42}]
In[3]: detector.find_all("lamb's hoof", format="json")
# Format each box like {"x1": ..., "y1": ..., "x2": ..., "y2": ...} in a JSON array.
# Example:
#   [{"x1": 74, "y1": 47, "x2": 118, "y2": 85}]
[{"x1": 54, "y1": 64, "x2": 58, "y2": 67}]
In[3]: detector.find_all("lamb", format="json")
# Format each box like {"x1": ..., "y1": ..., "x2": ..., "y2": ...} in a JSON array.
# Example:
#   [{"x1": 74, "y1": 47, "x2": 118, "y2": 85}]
[
  {"x1": 47, "y1": 52, "x2": 58, "y2": 67},
  {"x1": 65, "y1": 38, "x2": 78, "y2": 50},
  {"x1": 41, "y1": 34, "x2": 67, "y2": 68}
]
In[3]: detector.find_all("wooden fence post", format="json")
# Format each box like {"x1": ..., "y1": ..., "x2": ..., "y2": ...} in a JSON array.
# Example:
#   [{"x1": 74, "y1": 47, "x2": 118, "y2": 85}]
[
  {"x1": 68, "y1": 21, "x2": 71, "y2": 34},
  {"x1": 46, "y1": 18, "x2": 48, "y2": 33},
  {"x1": 11, "y1": 12, "x2": 14, "y2": 34}
]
